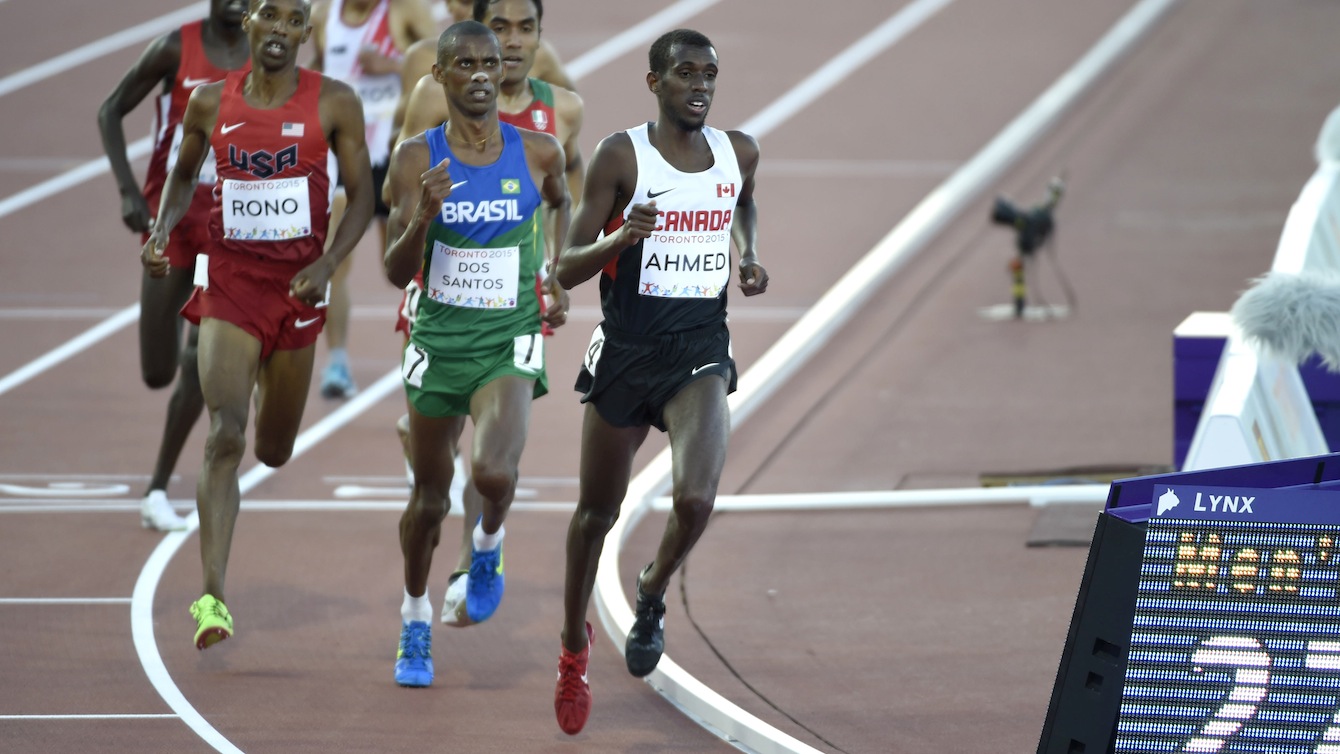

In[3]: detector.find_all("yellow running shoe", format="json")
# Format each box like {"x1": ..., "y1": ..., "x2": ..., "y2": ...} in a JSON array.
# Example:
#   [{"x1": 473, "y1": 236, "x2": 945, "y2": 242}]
[{"x1": 190, "y1": 595, "x2": 233, "y2": 650}]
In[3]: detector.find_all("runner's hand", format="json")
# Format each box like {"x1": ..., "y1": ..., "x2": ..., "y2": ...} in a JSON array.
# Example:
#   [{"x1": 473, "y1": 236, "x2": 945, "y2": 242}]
[
  {"x1": 358, "y1": 45, "x2": 400, "y2": 76},
  {"x1": 121, "y1": 191, "x2": 152, "y2": 234},
  {"x1": 739, "y1": 258, "x2": 769, "y2": 296},
  {"x1": 290, "y1": 256, "x2": 335, "y2": 307},
  {"x1": 416, "y1": 158, "x2": 454, "y2": 221},
  {"x1": 141, "y1": 230, "x2": 170, "y2": 278},
  {"x1": 542, "y1": 274, "x2": 569, "y2": 330},
  {"x1": 619, "y1": 200, "x2": 658, "y2": 245}
]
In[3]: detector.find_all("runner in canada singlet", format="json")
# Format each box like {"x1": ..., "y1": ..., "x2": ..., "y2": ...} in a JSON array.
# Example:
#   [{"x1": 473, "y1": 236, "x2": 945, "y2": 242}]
[{"x1": 598, "y1": 122, "x2": 741, "y2": 336}]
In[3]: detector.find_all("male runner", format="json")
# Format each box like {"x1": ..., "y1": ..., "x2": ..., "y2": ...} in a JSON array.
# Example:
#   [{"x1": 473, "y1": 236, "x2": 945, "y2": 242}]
[
  {"x1": 381, "y1": 20, "x2": 569, "y2": 687},
  {"x1": 551, "y1": 28, "x2": 769, "y2": 734},
  {"x1": 309, "y1": 0, "x2": 436, "y2": 398},
  {"x1": 143, "y1": 0, "x2": 375, "y2": 650},
  {"x1": 98, "y1": 0, "x2": 250, "y2": 531}
]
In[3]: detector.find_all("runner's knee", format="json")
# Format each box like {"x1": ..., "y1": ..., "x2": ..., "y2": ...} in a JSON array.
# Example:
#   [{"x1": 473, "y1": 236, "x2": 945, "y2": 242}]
[
  {"x1": 670, "y1": 490, "x2": 715, "y2": 529},
  {"x1": 253, "y1": 437, "x2": 293, "y2": 468},
  {"x1": 575, "y1": 504, "x2": 620, "y2": 538},
  {"x1": 203, "y1": 415, "x2": 247, "y2": 467},
  {"x1": 408, "y1": 484, "x2": 451, "y2": 522},
  {"x1": 470, "y1": 459, "x2": 517, "y2": 503}
]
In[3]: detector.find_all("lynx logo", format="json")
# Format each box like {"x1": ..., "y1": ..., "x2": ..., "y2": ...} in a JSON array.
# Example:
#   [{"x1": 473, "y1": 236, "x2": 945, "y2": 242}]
[
  {"x1": 228, "y1": 144, "x2": 300, "y2": 179},
  {"x1": 1193, "y1": 492, "x2": 1256, "y2": 514},
  {"x1": 440, "y1": 199, "x2": 522, "y2": 223},
  {"x1": 1156, "y1": 488, "x2": 1180, "y2": 516},
  {"x1": 500, "y1": 178, "x2": 520, "y2": 195}
]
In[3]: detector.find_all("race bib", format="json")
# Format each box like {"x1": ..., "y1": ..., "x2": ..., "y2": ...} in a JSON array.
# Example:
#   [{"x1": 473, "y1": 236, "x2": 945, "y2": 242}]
[
  {"x1": 637, "y1": 244, "x2": 730, "y2": 298},
  {"x1": 356, "y1": 76, "x2": 399, "y2": 165},
  {"x1": 513, "y1": 333, "x2": 543, "y2": 373},
  {"x1": 582, "y1": 324, "x2": 604, "y2": 376},
  {"x1": 401, "y1": 342, "x2": 428, "y2": 389},
  {"x1": 221, "y1": 177, "x2": 311, "y2": 241},
  {"x1": 425, "y1": 241, "x2": 519, "y2": 309}
]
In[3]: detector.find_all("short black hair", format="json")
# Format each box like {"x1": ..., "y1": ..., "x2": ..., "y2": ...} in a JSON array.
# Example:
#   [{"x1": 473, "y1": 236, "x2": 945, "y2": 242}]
[
  {"x1": 472, "y1": 0, "x2": 543, "y2": 23},
  {"x1": 648, "y1": 29, "x2": 714, "y2": 76},
  {"x1": 437, "y1": 19, "x2": 496, "y2": 64},
  {"x1": 248, "y1": 0, "x2": 311, "y2": 14}
]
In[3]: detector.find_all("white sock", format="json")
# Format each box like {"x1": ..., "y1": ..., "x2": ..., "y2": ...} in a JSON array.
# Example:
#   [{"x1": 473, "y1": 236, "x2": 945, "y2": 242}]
[
  {"x1": 473, "y1": 521, "x2": 504, "y2": 552},
  {"x1": 402, "y1": 588, "x2": 432, "y2": 624}
]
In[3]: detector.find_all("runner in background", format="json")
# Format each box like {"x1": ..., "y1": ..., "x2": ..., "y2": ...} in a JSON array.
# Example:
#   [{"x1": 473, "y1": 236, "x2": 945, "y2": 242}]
[
  {"x1": 97, "y1": 0, "x2": 251, "y2": 531},
  {"x1": 309, "y1": 0, "x2": 436, "y2": 399}
]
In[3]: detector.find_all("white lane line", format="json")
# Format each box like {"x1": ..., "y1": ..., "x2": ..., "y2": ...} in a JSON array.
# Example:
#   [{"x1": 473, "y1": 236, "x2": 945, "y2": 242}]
[
  {"x1": 0, "y1": 598, "x2": 132, "y2": 604},
  {"x1": 0, "y1": 139, "x2": 152, "y2": 220},
  {"x1": 0, "y1": 482, "x2": 130, "y2": 497},
  {"x1": 564, "y1": 0, "x2": 722, "y2": 80},
  {"x1": 0, "y1": 714, "x2": 179, "y2": 720},
  {"x1": 758, "y1": 158, "x2": 960, "y2": 177},
  {"x1": 592, "y1": 1, "x2": 1182, "y2": 753},
  {"x1": 129, "y1": 369, "x2": 401, "y2": 754},
  {"x1": 0, "y1": 500, "x2": 574, "y2": 513},
  {"x1": 0, "y1": 303, "x2": 806, "y2": 322},
  {"x1": 0, "y1": 305, "x2": 139, "y2": 398},
  {"x1": 0, "y1": 3, "x2": 208, "y2": 99}
]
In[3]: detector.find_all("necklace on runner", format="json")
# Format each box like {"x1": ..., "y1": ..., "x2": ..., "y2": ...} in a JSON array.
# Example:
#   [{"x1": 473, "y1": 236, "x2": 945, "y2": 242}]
[{"x1": 448, "y1": 123, "x2": 498, "y2": 152}]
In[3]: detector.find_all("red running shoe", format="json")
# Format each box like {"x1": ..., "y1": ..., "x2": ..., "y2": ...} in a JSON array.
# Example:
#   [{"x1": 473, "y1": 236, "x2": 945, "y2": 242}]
[{"x1": 555, "y1": 621, "x2": 595, "y2": 734}]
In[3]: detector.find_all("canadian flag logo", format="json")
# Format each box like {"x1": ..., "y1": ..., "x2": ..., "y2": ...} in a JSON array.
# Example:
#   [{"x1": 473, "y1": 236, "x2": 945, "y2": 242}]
[{"x1": 717, "y1": 182, "x2": 735, "y2": 198}]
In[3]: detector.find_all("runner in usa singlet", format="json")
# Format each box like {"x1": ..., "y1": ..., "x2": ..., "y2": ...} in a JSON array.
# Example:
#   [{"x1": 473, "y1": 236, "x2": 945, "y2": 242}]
[{"x1": 209, "y1": 68, "x2": 332, "y2": 267}]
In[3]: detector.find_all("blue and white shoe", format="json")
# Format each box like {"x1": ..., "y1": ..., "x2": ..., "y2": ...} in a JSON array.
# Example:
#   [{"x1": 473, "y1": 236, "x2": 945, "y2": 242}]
[
  {"x1": 394, "y1": 620, "x2": 433, "y2": 687},
  {"x1": 320, "y1": 362, "x2": 357, "y2": 400},
  {"x1": 466, "y1": 539, "x2": 505, "y2": 624}
]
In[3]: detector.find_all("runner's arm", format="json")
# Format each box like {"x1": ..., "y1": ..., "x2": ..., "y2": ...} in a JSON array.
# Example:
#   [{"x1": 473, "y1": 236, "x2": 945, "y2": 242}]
[
  {"x1": 308, "y1": 0, "x2": 329, "y2": 70},
  {"x1": 141, "y1": 82, "x2": 218, "y2": 277},
  {"x1": 96, "y1": 31, "x2": 180, "y2": 233},
  {"x1": 729, "y1": 131, "x2": 767, "y2": 296},
  {"x1": 390, "y1": 40, "x2": 436, "y2": 146},
  {"x1": 555, "y1": 133, "x2": 649, "y2": 289},
  {"x1": 323, "y1": 79, "x2": 376, "y2": 268},
  {"x1": 554, "y1": 87, "x2": 585, "y2": 211},
  {"x1": 532, "y1": 39, "x2": 575, "y2": 92},
  {"x1": 383, "y1": 136, "x2": 437, "y2": 288},
  {"x1": 150, "y1": 83, "x2": 218, "y2": 240}
]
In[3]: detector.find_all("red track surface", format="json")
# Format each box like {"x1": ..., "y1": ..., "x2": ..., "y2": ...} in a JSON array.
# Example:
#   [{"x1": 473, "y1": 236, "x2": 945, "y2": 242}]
[{"x1": 3, "y1": 1, "x2": 1340, "y2": 752}]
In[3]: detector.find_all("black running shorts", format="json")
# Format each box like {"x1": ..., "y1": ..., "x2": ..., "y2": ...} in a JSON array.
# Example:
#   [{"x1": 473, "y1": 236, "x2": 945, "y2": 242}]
[{"x1": 575, "y1": 321, "x2": 736, "y2": 431}]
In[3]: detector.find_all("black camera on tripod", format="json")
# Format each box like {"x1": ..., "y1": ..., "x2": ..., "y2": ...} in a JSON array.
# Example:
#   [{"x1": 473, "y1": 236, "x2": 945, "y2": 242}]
[{"x1": 990, "y1": 177, "x2": 1065, "y2": 256}]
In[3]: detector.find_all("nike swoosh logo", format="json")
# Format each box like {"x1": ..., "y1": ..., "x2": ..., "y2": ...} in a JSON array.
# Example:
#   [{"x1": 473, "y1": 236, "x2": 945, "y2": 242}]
[
  {"x1": 294, "y1": 316, "x2": 320, "y2": 329},
  {"x1": 450, "y1": 180, "x2": 468, "y2": 190},
  {"x1": 221, "y1": 122, "x2": 246, "y2": 135},
  {"x1": 647, "y1": 188, "x2": 674, "y2": 199},
  {"x1": 691, "y1": 362, "x2": 719, "y2": 376},
  {"x1": 182, "y1": 76, "x2": 212, "y2": 88}
]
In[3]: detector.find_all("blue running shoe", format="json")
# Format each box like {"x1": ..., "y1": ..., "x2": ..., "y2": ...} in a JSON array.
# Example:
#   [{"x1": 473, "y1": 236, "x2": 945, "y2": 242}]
[
  {"x1": 394, "y1": 620, "x2": 433, "y2": 687},
  {"x1": 466, "y1": 540, "x2": 505, "y2": 623},
  {"x1": 320, "y1": 362, "x2": 357, "y2": 400}
]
